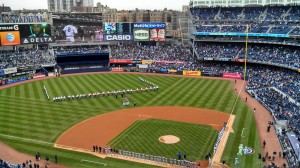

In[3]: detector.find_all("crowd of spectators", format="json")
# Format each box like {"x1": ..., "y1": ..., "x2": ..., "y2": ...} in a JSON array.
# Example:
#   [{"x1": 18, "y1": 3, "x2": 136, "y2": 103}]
[
  {"x1": 110, "y1": 44, "x2": 190, "y2": 61},
  {"x1": 195, "y1": 42, "x2": 300, "y2": 69},
  {"x1": 0, "y1": 47, "x2": 55, "y2": 69},
  {"x1": 191, "y1": 6, "x2": 300, "y2": 34},
  {"x1": 53, "y1": 45, "x2": 108, "y2": 55}
]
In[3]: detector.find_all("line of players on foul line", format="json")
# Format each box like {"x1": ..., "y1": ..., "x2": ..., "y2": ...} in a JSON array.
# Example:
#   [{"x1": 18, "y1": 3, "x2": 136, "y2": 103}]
[
  {"x1": 92, "y1": 146, "x2": 200, "y2": 168},
  {"x1": 52, "y1": 77, "x2": 159, "y2": 102}
]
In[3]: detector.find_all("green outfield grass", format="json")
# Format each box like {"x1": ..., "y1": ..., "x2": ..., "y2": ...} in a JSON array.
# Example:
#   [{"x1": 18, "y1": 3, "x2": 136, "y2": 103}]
[
  {"x1": 109, "y1": 119, "x2": 218, "y2": 161},
  {"x1": 0, "y1": 73, "x2": 263, "y2": 167}
]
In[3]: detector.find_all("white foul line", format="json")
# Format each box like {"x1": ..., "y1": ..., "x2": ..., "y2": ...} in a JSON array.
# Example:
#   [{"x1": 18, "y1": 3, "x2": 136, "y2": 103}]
[
  {"x1": 241, "y1": 128, "x2": 247, "y2": 137},
  {"x1": 0, "y1": 133, "x2": 53, "y2": 146},
  {"x1": 80, "y1": 159, "x2": 107, "y2": 166},
  {"x1": 0, "y1": 133, "x2": 109, "y2": 166}
]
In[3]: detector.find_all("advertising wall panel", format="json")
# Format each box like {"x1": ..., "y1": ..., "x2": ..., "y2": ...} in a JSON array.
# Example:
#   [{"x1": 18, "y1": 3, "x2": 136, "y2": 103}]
[
  {"x1": 104, "y1": 22, "x2": 117, "y2": 34},
  {"x1": 134, "y1": 29, "x2": 149, "y2": 41},
  {"x1": 150, "y1": 28, "x2": 165, "y2": 41},
  {"x1": 110, "y1": 60, "x2": 132, "y2": 64},
  {"x1": 0, "y1": 31, "x2": 21, "y2": 46},
  {"x1": 142, "y1": 60, "x2": 153, "y2": 65},
  {"x1": 183, "y1": 70, "x2": 201, "y2": 76},
  {"x1": 222, "y1": 73, "x2": 242, "y2": 79},
  {"x1": 133, "y1": 23, "x2": 166, "y2": 29},
  {"x1": 19, "y1": 24, "x2": 53, "y2": 44},
  {"x1": 103, "y1": 34, "x2": 133, "y2": 41}
]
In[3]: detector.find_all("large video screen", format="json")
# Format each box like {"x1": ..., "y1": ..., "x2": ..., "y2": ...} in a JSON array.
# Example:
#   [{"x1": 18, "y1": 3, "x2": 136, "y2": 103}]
[
  {"x1": 116, "y1": 22, "x2": 133, "y2": 34},
  {"x1": 19, "y1": 24, "x2": 51, "y2": 38},
  {"x1": 104, "y1": 22, "x2": 117, "y2": 34},
  {"x1": 133, "y1": 29, "x2": 149, "y2": 41}
]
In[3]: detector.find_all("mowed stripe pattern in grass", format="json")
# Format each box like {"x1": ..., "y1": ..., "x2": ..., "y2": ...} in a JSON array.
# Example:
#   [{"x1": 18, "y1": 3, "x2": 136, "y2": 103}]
[
  {"x1": 109, "y1": 119, "x2": 218, "y2": 161},
  {"x1": 0, "y1": 74, "x2": 262, "y2": 168}
]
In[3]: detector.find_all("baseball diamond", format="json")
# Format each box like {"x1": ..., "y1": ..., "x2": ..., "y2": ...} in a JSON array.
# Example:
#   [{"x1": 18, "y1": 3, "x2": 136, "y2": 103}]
[{"x1": 0, "y1": 72, "x2": 267, "y2": 167}]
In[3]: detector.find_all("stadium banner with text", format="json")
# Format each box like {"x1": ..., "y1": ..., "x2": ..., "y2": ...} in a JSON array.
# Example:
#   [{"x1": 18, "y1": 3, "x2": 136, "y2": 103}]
[
  {"x1": 137, "y1": 64, "x2": 148, "y2": 69},
  {"x1": 222, "y1": 73, "x2": 242, "y2": 79},
  {"x1": 142, "y1": 60, "x2": 153, "y2": 65},
  {"x1": 150, "y1": 28, "x2": 165, "y2": 41},
  {"x1": 133, "y1": 22, "x2": 166, "y2": 29},
  {"x1": 183, "y1": 70, "x2": 201, "y2": 76},
  {"x1": 0, "y1": 25, "x2": 19, "y2": 32},
  {"x1": 168, "y1": 69, "x2": 177, "y2": 73},
  {"x1": 134, "y1": 29, "x2": 149, "y2": 41},
  {"x1": 131, "y1": 60, "x2": 142, "y2": 64},
  {"x1": 0, "y1": 31, "x2": 21, "y2": 46},
  {"x1": 154, "y1": 60, "x2": 185, "y2": 64},
  {"x1": 110, "y1": 60, "x2": 132, "y2": 64},
  {"x1": 103, "y1": 34, "x2": 133, "y2": 41},
  {"x1": 195, "y1": 32, "x2": 290, "y2": 38},
  {"x1": 3, "y1": 67, "x2": 17, "y2": 74}
]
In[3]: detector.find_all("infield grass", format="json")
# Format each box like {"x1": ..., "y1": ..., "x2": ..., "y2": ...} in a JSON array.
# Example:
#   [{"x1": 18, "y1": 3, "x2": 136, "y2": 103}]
[
  {"x1": 0, "y1": 73, "x2": 263, "y2": 167},
  {"x1": 109, "y1": 119, "x2": 218, "y2": 161}
]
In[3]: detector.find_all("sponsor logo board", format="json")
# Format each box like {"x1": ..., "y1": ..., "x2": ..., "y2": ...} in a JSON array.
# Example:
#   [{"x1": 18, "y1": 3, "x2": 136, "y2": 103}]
[
  {"x1": 103, "y1": 34, "x2": 133, "y2": 41},
  {"x1": 21, "y1": 37, "x2": 54, "y2": 44},
  {"x1": 142, "y1": 60, "x2": 153, "y2": 65},
  {"x1": 110, "y1": 60, "x2": 132, "y2": 64},
  {"x1": 3, "y1": 67, "x2": 17, "y2": 74},
  {"x1": 183, "y1": 70, "x2": 201, "y2": 76},
  {"x1": 0, "y1": 31, "x2": 20, "y2": 46},
  {"x1": 134, "y1": 29, "x2": 149, "y2": 41},
  {"x1": 133, "y1": 23, "x2": 166, "y2": 29},
  {"x1": 222, "y1": 73, "x2": 242, "y2": 79}
]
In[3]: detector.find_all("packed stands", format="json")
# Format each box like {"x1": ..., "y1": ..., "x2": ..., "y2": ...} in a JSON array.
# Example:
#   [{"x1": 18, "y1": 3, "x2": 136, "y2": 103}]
[
  {"x1": 110, "y1": 44, "x2": 191, "y2": 61},
  {"x1": 195, "y1": 42, "x2": 300, "y2": 69},
  {"x1": 0, "y1": 47, "x2": 55, "y2": 69}
]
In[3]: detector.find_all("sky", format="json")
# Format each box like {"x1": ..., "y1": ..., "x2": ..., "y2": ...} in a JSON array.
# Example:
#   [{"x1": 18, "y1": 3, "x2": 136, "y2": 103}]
[{"x1": 0, "y1": 0, "x2": 190, "y2": 11}]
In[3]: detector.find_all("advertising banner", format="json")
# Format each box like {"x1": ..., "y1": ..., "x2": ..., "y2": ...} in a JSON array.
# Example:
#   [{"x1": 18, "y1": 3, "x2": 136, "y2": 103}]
[
  {"x1": 183, "y1": 71, "x2": 201, "y2": 76},
  {"x1": 0, "y1": 25, "x2": 19, "y2": 32},
  {"x1": 110, "y1": 60, "x2": 132, "y2": 64},
  {"x1": 131, "y1": 60, "x2": 142, "y2": 64},
  {"x1": 3, "y1": 67, "x2": 17, "y2": 74},
  {"x1": 222, "y1": 73, "x2": 242, "y2": 79},
  {"x1": 0, "y1": 31, "x2": 21, "y2": 46},
  {"x1": 103, "y1": 34, "x2": 133, "y2": 41},
  {"x1": 235, "y1": 59, "x2": 246, "y2": 62},
  {"x1": 32, "y1": 75, "x2": 46, "y2": 79},
  {"x1": 142, "y1": 60, "x2": 153, "y2": 65},
  {"x1": 150, "y1": 28, "x2": 165, "y2": 41},
  {"x1": 168, "y1": 69, "x2": 177, "y2": 73},
  {"x1": 137, "y1": 64, "x2": 148, "y2": 69},
  {"x1": 134, "y1": 29, "x2": 149, "y2": 41},
  {"x1": 154, "y1": 60, "x2": 184, "y2": 64},
  {"x1": 133, "y1": 22, "x2": 166, "y2": 29}
]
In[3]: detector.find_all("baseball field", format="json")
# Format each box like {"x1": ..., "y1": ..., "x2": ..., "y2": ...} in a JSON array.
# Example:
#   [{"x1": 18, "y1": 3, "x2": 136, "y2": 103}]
[{"x1": 0, "y1": 73, "x2": 263, "y2": 167}]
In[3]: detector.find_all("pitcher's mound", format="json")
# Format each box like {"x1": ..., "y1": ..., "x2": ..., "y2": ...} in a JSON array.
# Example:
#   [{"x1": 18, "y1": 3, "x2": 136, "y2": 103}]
[{"x1": 159, "y1": 135, "x2": 180, "y2": 144}]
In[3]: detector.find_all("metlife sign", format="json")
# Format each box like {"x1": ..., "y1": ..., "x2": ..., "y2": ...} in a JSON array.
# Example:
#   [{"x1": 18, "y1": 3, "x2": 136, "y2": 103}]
[
  {"x1": 103, "y1": 34, "x2": 133, "y2": 41},
  {"x1": 133, "y1": 22, "x2": 166, "y2": 29}
]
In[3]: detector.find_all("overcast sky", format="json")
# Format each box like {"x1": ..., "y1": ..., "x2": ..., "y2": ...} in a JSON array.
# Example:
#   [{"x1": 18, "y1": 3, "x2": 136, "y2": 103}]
[{"x1": 0, "y1": 0, "x2": 189, "y2": 11}]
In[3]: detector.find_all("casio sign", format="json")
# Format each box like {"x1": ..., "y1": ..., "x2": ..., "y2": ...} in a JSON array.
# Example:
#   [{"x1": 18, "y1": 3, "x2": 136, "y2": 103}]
[{"x1": 105, "y1": 35, "x2": 132, "y2": 41}]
